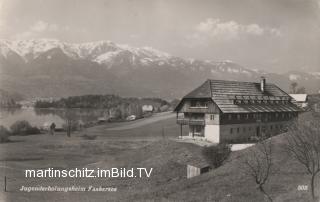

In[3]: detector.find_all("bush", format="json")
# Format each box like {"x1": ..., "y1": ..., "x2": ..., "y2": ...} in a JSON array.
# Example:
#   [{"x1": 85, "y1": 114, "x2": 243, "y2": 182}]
[
  {"x1": 81, "y1": 134, "x2": 97, "y2": 140},
  {"x1": 202, "y1": 143, "x2": 231, "y2": 168},
  {"x1": 0, "y1": 126, "x2": 10, "y2": 143},
  {"x1": 10, "y1": 120, "x2": 41, "y2": 135},
  {"x1": 159, "y1": 105, "x2": 169, "y2": 112},
  {"x1": 62, "y1": 121, "x2": 78, "y2": 131}
]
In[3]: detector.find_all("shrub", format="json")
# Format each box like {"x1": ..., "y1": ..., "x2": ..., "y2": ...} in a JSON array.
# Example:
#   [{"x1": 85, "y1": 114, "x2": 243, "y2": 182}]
[
  {"x1": 202, "y1": 143, "x2": 231, "y2": 168},
  {"x1": 62, "y1": 121, "x2": 78, "y2": 131},
  {"x1": 81, "y1": 134, "x2": 97, "y2": 140},
  {"x1": 10, "y1": 120, "x2": 41, "y2": 135},
  {"x1": 0, "y1": 126, "x2": 10, "y2": 143}
]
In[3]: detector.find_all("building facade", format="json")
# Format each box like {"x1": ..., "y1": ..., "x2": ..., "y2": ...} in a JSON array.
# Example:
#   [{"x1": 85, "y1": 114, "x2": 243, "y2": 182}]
[{"x1": 174, "y1": 78, "x2": 302, "y2": 143}]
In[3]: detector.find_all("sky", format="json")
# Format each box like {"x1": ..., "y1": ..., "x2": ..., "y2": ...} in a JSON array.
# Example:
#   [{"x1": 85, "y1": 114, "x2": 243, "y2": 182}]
[{"x1": 0, "y1": 0, "x2": 319, "y2": 73}]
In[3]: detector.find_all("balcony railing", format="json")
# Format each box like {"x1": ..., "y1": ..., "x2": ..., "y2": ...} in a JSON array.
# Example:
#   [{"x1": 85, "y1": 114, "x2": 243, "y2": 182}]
[{"x1": 176, "y1": 118, "x2": 205, "y2": 125}]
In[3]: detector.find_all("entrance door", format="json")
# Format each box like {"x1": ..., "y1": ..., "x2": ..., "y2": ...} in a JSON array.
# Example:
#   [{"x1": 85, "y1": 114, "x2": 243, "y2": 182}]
[{"x1": 192, "y1": 125, "x2": 204, "y2": 137}]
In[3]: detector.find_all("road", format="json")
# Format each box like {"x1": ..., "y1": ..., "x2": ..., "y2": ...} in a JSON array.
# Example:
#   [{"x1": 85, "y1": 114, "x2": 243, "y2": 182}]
[{"x1": 106, "y1": 111, "x2": 176, "y2": 131}]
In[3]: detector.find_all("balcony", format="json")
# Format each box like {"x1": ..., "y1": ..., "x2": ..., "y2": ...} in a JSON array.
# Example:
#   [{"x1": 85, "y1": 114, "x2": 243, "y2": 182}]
[
  {"x1": 181, "y1": 107, "x2": 210, "y2": 113},
  {"x1": 176, "y1": 118, "x2": 205, "y2": 125}
]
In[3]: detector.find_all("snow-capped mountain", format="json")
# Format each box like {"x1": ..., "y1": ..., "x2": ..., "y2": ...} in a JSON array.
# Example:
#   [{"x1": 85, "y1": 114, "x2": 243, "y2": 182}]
[
  {"x1": 0, "y1": 39, "x2": 173, "y2": 65},
  {"x1": 0, "y1": 39, "x2": 319, "y2": 98}
]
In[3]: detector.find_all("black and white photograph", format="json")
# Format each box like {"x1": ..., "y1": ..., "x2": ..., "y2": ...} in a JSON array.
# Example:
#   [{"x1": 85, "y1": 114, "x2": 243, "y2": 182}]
[{"x1": 0, "y1": 0, "x2": 320, "y2": 201}]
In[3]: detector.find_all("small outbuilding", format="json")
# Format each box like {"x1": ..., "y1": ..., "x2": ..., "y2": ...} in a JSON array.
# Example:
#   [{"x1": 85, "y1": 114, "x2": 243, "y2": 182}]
[
  {"x1": 142, "y1": 105, "x2": 154, "y2": 113},
  {"x1": 187, "y1": 160, "x2": 210, "y2": 179},
  {"x1": 289, "y1": 94, "x2": 308, "y2": 108},
  {"x1": 98, "y1": 117, "x2": 107, "y2": 123}
]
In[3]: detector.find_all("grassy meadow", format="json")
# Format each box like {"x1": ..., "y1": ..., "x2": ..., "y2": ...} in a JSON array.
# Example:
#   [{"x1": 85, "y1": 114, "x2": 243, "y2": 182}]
[{"x1": 0, "y1": 112, "x2": 318, "y2": 202}]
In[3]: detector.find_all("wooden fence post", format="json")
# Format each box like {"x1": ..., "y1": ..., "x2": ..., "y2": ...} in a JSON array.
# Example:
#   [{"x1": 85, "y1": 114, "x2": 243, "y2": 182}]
[{"x1": 4, "y1": 176, "x2": 6, "y2": 192}]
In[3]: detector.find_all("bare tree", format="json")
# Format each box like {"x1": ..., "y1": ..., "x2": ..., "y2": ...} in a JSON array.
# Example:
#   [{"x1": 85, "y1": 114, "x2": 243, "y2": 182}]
[
  {"x1": 296, "y1": 86, "x2": 306, "y2": 94},
  {"x1": 286, "y1": 118, "x2": 320, "y2": 201},
  {"x1": 243, "y1": 137, "x2": 273, "y2": 202},
  {"x1": 63, "y1": 109, "x2": 78, "y2": 137},
  {"x1": 290, "y1": 82, "x2": 298, "y2": 93},
  {"x1": 290, "y1": 82, "x2": 306, "y2": 94}
]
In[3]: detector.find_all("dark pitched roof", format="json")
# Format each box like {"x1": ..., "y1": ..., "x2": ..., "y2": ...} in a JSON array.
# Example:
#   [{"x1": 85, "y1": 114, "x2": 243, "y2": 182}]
[
  {"x1": 184, "y1": 80, "x2": 212, "y2": 98},
  {"x1": 176, "y1": 79, "x2": 302, "y2": 113}
]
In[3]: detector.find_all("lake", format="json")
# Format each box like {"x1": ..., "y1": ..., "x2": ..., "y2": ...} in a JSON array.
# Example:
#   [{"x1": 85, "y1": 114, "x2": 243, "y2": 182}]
[{"x1": 0, "y1": 108, "x2": 109, "y2": 129}]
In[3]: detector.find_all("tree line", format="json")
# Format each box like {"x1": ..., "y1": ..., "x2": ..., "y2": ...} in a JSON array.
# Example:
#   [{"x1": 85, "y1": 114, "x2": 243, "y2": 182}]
[{"x1": 35, "y1": 94, "x2": 171, "y2": 109}]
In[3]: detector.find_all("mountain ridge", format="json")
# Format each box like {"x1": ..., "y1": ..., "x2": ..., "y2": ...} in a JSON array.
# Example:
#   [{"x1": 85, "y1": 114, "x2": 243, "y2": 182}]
[{"x1": 0, "y1": 39, "x2": 319, "y2": 99}]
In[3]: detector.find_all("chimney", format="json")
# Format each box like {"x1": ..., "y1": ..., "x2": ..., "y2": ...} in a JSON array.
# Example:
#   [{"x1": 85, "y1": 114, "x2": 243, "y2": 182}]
[{"x1": 260, "y1": 76, "x2": 266, "y2": 92}]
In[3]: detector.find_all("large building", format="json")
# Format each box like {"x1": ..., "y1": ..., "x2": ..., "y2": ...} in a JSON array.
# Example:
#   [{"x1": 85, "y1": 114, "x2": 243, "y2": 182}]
[{"x1": 174, "y1": 78, "x2": 302, "y2": 143}]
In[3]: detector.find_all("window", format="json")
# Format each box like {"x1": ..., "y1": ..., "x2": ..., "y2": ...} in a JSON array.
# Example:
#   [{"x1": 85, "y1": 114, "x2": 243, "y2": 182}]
[
  {"x1": 243, "y1": 127, "x2": 246, "y2": 132},
  {"x1": 246, "y1": 114, "x2": 249, "y2": 119},
  {"x1": 237, "y1": 128, "x2": 240, "y2": 133},
  {"x1": 230, "y1": 128, "x2": 233, "y2": 134},
  {"x1": 210, "y1": 114, "x2": 214, "y2": 120},
  {"x1": 228, "y1": 114, "x2": 232, "y2": 120},
  {"x1": 237, "y1": 114, "x2": 241, "y2": 120},
  {"x1": 190, "y1": 101, "x2": 196, "y2": 107},
  {"x1": 202, "y1": 102, "x2": 208, "y2": 108},
  {"x1": 248, "y1": 127, "x2": 251, "y2": 131},
  {"x1": 270, "y1": 125, "x2": 273, "y2": 130}
]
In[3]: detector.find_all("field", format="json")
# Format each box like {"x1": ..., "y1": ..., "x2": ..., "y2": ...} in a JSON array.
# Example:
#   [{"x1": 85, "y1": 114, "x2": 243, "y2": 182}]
[{"x1": 0, "y1": 112, "x2": 318, "y2": 202}]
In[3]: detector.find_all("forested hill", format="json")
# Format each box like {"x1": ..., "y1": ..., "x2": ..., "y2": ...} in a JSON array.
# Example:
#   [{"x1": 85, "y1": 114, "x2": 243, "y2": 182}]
[
  {"x1": 34, "y1": 94, "x2": 175, "y2": 109},
  {"x1": 0, "y1": 89, "x2": 24, "y2": 108}
]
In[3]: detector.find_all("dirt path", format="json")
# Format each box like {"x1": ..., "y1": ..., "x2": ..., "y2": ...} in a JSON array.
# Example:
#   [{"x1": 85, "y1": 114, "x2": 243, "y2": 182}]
[{"x1": 106, "y1": 112, "x2": 176, "y2": 131}]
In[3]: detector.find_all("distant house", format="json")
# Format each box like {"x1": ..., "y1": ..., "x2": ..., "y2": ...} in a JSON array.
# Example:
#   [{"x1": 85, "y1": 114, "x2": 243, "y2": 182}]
[
  {"x1": 174, "y1": 78, "x2": 302, "y2": 143},
  {"x1": 142, "y1": 105, "x2": 153, "y2": 113},
  {"x1": 314, "y1": 103, "x2": 320, "y2": 112},
  {"x1": 98, "y1": 117, "x2": 107, "y2": 123},
  {"x1": 289, "y1": 94, "x2": 308, "y2": 108}
]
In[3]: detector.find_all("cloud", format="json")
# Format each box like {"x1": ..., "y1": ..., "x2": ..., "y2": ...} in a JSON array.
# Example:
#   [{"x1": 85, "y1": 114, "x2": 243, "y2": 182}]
[
  {"x1": 245, "y1": 24, "x2": 264, "y2": 35},
  {"x1": 0, "y1": 0, "x2": 5, "y2": 34},
  {"x1": 187, "y1": 18, "x2": 282, "y2": 45},
  {"x1": 30, "y1": 21, "x2": 58, "y2": 32},
  {"x1": 14, "y1": 20, "x2": 61, "y2": 39}
]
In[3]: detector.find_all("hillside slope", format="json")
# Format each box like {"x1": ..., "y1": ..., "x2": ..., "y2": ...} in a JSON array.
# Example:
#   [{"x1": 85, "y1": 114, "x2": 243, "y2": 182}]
[{"x1": 123, "y1": 135, "x2": 316, "y2": 202}]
